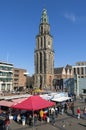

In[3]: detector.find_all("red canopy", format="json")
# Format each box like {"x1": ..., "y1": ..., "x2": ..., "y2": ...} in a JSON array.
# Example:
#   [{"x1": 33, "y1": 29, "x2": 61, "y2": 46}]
[
  {"x1": 12, "y1": 97, "x2": 27, "y2": 103},
  {"x1": 0, "y1": 100, "x2": 15, "y2": 107},
  {"x1": 11, "y1": 95, "x2": 55, "y2": 111}
]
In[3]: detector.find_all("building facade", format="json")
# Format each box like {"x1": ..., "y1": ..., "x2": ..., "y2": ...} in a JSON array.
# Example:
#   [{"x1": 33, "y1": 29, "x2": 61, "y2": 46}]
[
  {"x1": 53, "y1": 65, "x2": 73, "y2": 91},
  {"x1": 0, "y1": 62, "x2": 13, "y2": 92},
  {"x1": 34, "y1": 9, "x2": 54, "y2": 89},
  {"x1": 73, "y1": 61, "x2": 86, "y2": 78},
  {"x1": 13, "y1": 68, "x2": 27, "y2": 91},
  {"x1": 54, "y1": 65, "x2": 73, "y2": 80},
  {"x1": 62, "y1": 62, "x2": 86, "y2": 97},
  {"x1": 73, "y1": 62, "x2": 86, "y2": 97}
]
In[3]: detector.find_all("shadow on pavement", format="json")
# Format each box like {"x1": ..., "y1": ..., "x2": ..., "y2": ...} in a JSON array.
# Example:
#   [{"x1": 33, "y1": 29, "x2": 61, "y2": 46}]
[{"x1": 79, "y1": 123, "x2": 86, "y2": 127}]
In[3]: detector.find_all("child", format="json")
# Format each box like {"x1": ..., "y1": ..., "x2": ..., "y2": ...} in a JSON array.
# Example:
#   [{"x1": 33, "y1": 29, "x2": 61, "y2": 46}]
[{"x1": 77, "y1": 107, "x2": 81, "y2": 119}]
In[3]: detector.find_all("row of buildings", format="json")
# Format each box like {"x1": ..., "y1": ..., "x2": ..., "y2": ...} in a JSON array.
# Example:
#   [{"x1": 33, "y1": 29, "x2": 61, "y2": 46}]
[
  {"x1": 0, "y1": 61, "x2": 27, "y2": 92},
  {"x1": 0, "y1": 60, "x2": 86, "y2": 97}
]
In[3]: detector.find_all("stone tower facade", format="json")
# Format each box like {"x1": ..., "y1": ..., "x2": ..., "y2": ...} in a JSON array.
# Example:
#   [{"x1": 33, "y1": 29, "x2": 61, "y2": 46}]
[{"x1": 34, "y1": 9, "x2": 54, "y2": 89}]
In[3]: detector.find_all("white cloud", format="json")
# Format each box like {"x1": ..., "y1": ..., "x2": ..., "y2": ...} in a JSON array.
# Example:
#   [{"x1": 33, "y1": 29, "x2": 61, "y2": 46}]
[
  {"x1": 64, "y1": 12, "x2": 86, "y2": 23},
  {"x1": 64, "y1": 13, "x2": 77, "y2": 23}
]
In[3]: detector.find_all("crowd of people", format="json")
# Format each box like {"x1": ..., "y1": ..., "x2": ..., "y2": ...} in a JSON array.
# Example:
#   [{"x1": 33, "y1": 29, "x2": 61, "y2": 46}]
[
  {"x1": 9, "y1": 99, "x2": 85, "y2": 126},
  {"x1": 0, "y1": 97, "x2": 86, "y2": 130}
]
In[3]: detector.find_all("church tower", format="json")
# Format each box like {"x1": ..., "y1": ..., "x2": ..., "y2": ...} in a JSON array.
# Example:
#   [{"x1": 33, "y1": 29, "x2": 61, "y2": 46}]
[{"x1": 34, "y1": 9, "x2": 54, "y2": 89}]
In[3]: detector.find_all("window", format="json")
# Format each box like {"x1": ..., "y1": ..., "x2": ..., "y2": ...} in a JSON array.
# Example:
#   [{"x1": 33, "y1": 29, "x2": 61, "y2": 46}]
[
  {"x1": 85, "y1": 67, "x2": 86, "y2": 74},
  {"x1": 83, "y1": 89, "x2": 86, "y2": 93},
  {"x1": 14, "y1": 74, "x2": 19, "y2": 77},
  {"x1": 40, "y1": 52, "x2": 42, "y2": 73},
  {"x1": 77, "y1": 68, "x2": 79, "y2": 74},
  {"x1": 41, "y1": 37, "x2": 42, "y2": 48},
  {"x1": 73, "y1": 68, "x2": 76, "y2": 74},
  {"x1": 44, "y1": 36, "x2": 46, "y2": 48},
  {"x1": 81, "y1": 67, "x2": 84, "y2": 75},
  {"x1": 44, "y1": 52, "x2": 46, "y2": 73}
]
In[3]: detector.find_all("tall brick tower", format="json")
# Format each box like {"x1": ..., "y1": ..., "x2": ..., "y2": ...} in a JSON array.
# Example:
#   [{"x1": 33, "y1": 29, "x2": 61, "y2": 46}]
[{"x1": 34, "y1": 9, "x2": 54, "y2": 89}]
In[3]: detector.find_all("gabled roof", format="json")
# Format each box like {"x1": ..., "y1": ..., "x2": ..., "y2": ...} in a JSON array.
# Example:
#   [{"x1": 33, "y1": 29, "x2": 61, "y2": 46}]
[
  {"x1": 66, "y1": 64, "x2": 72, "y2": 69},
  {"x1": 54, "y1": 67, "x2": 64, "y2": 74},
  {"x1": 65, "y1": 64, "x2": 72, "y2": 73}
]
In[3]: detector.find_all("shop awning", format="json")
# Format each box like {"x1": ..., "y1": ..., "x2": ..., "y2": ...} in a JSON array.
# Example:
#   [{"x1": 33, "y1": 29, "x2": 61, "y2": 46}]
[
  {"x1": 12, "y1": 97, "x2": 28, "y2": 103},
  {"x1": 0, "y1": 100, "x2": 15, "y2": 107},
  {"x1": 51, "y1": 96, "x2": 71, "y2": 102}
]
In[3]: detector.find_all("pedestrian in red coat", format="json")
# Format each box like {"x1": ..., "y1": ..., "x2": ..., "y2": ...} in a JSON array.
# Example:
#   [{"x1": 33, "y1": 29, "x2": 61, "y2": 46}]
[{"x1": 77, "y1": 107, "x2": 81, "y2": 119}]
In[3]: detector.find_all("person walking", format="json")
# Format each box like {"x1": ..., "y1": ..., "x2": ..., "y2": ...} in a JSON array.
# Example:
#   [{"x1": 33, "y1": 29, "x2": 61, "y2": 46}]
[
  {"x1": 70, "y1": 102, "x2": 75, "y2": 116},
  {"x1": 77, "y1": 107, "x2": 81, "y2": 119},
  {"x1": 28, "y1": 114, "x2": 33, "y2": 126},
  {"x1": 17, "y1": 114, "x2": 21, "y2": 123},
  {"x1": 34, "y1": 113, "x2": 38, "y2": 126},
  {"x1": 4, "y1": 117, "x2": 10, "y2": 130},
  {"x1": 39, "y1": 109, "x2": 44, "y2": 121},
  {"x1": 51, "y1": 110, "x2": 55, "y2": 125},
  {"x1": 64, "y1": 102, "x2": 68, "y2": 113},
  {"x1": 55, "y1": 107, "x2": 58, "y2": 117}
]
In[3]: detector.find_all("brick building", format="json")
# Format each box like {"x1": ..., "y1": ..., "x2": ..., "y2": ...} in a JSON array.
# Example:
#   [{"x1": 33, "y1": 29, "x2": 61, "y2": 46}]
[{"x1": 13, "y1": 68, "x2": 27, "y2": 91}]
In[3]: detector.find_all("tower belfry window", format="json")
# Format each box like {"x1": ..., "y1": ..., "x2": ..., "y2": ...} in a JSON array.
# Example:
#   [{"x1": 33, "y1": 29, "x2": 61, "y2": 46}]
[
  {"x1": 41, "y1": 26, "x2": 43, "y2": 34},
  {"x1": 40, "y1": 52, "x2": 42, "y2": 73},
  {"x1": 44, "y1": 36, "x2": 46, "y2": 48},
  {"x1": 44, "y1": 18, "x2": 46, "y2": 22},
  {"x1": 41, "y1": 37, "x2": 42, "y2": 48}
]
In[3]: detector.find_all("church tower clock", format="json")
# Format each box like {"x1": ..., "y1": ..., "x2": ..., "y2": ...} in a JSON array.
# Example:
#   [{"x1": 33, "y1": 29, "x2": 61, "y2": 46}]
[{"x1": 34, "y1": 9, "x2": 54, "y2": 89}]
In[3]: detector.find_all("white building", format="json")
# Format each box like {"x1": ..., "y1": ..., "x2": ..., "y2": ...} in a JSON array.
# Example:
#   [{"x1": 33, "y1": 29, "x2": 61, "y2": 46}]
[
  {"x1": 73, "y1": 61, "x2": 86, "y2": 97},
  {"x1": 72, "y1": 61, "x2": 86, "y2": 78},
  {"x1": 0, "y1": 61, "x2": 13, "y2": 92}
]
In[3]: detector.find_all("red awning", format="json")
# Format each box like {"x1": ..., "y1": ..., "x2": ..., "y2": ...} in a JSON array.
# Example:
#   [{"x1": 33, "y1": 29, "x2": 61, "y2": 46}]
[
  {"x1": 0, "y1": 100, "x2": 15, "y2": 107},
  {"x1": 11, "y1": 95, "x2": 55, "y2": 111},
  {"x1": 12, "y1": 97, "x2": 27, "y2": 103}
]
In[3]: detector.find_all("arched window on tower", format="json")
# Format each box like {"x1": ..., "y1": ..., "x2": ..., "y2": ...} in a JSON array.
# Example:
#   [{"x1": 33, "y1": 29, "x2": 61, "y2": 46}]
[
  {"x1": 44, "y1": 36, "x2": 46, "y2": 48},
  {"x1": 41, "y1": 37, "x2": 42, "y2": 48},
  {"x1": 40, "y1": 52, "x2": 42, "y2": 73},
  {"x1": 44, "y1": 52, "x2": 46, "y2": 73},
  {"x1": 49, "y1": 54, "x2": 51, "y2": 72},
  {"x1": 49, "y1": 76, "x2": 52, "y2": 86},
  {"x1": 36, "y1": 53, "x2": 38, "y2": 73},
  {"x1": 40, "y1": 75, "x2": 42, "y2": 89},
  {"x1": 40, "y1": 26, "x2": 43, "y2": 34},
  {"x1": 38, "y1": 38, "x2": 39, "y2": 49}
]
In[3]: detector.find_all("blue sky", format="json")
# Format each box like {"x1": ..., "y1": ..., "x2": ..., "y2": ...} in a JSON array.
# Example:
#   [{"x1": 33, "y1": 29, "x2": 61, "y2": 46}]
[{"x1": 0, "y1": 0, "x2": 86, "y2": 75}]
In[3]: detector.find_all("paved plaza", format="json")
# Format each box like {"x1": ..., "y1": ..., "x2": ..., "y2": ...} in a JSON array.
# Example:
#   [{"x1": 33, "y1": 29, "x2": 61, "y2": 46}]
[
  {"x1": 9, "y1": 114, "x2": 86, "y2": 130},
  {"x1": 0, "y1": 98, "x2": 86, "y2": 130}
]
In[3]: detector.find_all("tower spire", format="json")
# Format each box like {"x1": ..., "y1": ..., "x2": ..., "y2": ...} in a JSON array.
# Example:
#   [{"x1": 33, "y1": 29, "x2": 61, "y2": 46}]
[{"x1": 41, "y1": 9, "x2": 48, "y2": 24}]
